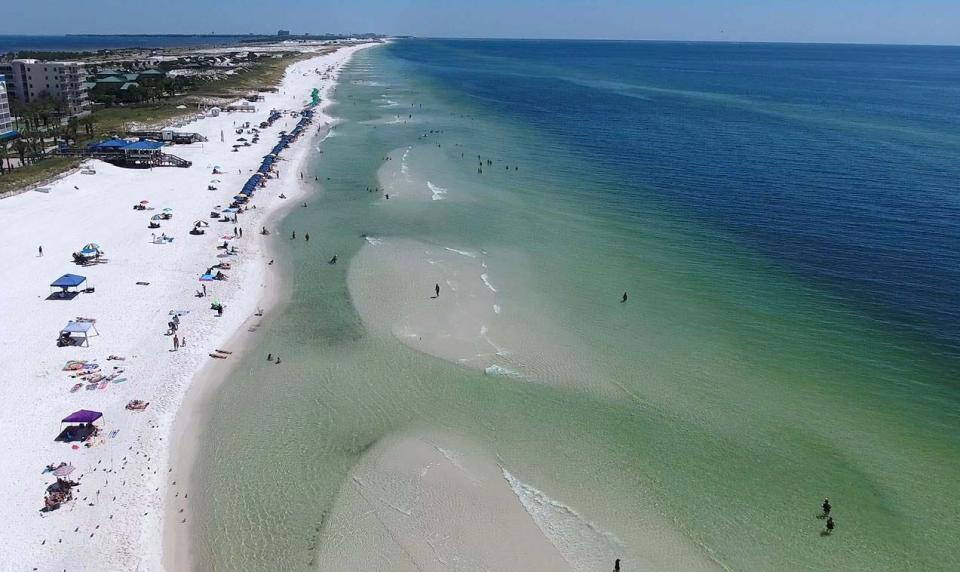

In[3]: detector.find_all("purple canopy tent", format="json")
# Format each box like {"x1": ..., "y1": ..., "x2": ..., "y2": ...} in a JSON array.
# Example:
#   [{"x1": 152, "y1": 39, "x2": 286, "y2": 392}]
[
  {"x1": 61, "y1": 409, "x2": 103, "y2": 424},
  {"x1": 57, "y1": 409, "x2": 102, "y2": 443}
]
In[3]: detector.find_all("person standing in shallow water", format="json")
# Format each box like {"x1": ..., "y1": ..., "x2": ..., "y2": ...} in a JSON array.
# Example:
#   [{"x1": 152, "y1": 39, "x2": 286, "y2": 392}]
[
  {"x1": 435, "y1": 283, "x2": 440, "y2": 298},
  {"x1": 825, "y1": 517, "x2": 835, "y2": 534},
  {"x1": 821, "y1": 498, "x2": 831, "y2": 517},
  {"x1": 621, "y1": 292, "x2": 628, "y2": 303}
]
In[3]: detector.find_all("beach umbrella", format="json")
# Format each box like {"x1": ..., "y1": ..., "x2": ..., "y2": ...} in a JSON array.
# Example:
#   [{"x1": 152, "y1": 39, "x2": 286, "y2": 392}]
[
  {"x1": 210, "y1": 179, "x2": 221, "y2": 183},
  {"x1": 53, "y1": 464, "x2": 76, "y2": 477},
  {"x1": 221, "y1": 207, "x2": 237, "y2": 213},
  {"x1": 82, "y1": 243, "x2": 101, "y2": 251},
  {"x1": 233, "y1": 195, "x2": 247, "y2": 201},
  {"x1": 151, "y1": 214, "x2": 163, "y2": 221},
  {"x1": 194, "y1": 220, "x2": 209, "y2": 227},
  {"x1": 199, "y1": 274, "x2": 214, "y2": 282},
  {"x1": 162, "y1": 208, "x2": 174, "y2": 213},
  {"x1": 139, "y1": 200, "x2": 150, "y2": 204},
  {"x1": 237, "y1": 137, "x2": 247, "y2": 142}
]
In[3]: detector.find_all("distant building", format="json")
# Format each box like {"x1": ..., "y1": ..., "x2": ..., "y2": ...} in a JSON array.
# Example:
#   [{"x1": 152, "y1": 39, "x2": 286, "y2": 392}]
[
  {"x1": 0, "y1": 60, "x2": 90, "y2": 115},
  {"x1": 0, "y1": 74, "x2": 14, "y2": 138},
  {"x1": 278, "y1": 30, "x2": 291, "y2": 37}
]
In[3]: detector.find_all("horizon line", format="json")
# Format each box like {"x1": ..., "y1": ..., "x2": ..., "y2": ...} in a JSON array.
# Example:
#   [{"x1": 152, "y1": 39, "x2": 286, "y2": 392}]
[{"x1": 1, "y1": 33, "x2": 958, "y2": 48}]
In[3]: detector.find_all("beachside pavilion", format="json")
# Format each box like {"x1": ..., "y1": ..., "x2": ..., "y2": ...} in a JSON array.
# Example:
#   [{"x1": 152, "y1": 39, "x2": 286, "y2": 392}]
[{"x1": 81, "y1": 138, "x2": 190, "y2": 168}]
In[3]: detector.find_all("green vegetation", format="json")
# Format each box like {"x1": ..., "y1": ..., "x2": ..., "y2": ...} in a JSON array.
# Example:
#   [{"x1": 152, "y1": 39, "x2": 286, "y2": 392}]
[
  {"x1": 0, "y1": 49, "x2": 319, "y2": 194},
  {"x1": 0, "y1": 157, "x2": 80, "y2": 196},
  {"x1": 190, "y1": 51, "x2": 316, "y2": 97}
]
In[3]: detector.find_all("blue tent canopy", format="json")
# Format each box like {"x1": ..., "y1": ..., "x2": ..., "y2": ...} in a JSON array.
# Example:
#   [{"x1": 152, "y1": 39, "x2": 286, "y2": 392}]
[{"x1": 51, "y1": 274, "x2": 87, "y2": 288}]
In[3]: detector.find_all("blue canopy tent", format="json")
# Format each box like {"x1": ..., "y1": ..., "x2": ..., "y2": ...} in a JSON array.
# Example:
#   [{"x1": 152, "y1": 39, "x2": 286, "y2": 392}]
[
  {"x1": 49, "y1": 274, "x2": 88, "y2": 299},
  {"x1": 123, "y1": 140, "x2": 164, "y2": 151},
  {"x1": 59, "y1": 320, "x2": 99, "y2": 347}
]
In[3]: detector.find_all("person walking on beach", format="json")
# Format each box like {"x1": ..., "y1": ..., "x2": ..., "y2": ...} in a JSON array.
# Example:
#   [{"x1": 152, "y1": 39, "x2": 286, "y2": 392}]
[
  {"x1": 181, "y1": 335, "x2": 187, "y2": 348},
  {"x1": 621, "y1": 292, "x2": 628, "y2": 303},
  {"x1": 825, "y1": 517, "x2": 835, "y2": 535},
  {"x1": 38, "y1": 245, "x2": 43, "y2": 257},
  {"x1": 239, "y1": 227, "x2": 243, "y2": 238},
  {"x1": 329, "y1": 255, "x2": 338, "y2": 264},
  {"x1": 202, "y1": 284, "x2": 207, "y2": 297},
  {"x1": 173, "y1": 334, "x2": 180, "y2": 351},
  {"x1": 821, "y1": 498, "x2": 831, "y2": 518},
  {"x1": 292, "y1": 231, "x2": 296, "y2": 240},
  {"x1": 435, "y1": 283, "x2": 440, "y2": 298},
  {"x1": 614, "y1": 558, "x2": 621, "y2": 572},
  {"x1": 234, "y1": 226, "x2": 238, "y2": 237}
]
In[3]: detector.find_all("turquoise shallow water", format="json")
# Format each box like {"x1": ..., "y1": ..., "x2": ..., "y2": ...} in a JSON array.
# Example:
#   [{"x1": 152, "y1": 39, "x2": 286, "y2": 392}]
[{"x1": 192, "y1": 41, "x2": 960, "y2": 570}]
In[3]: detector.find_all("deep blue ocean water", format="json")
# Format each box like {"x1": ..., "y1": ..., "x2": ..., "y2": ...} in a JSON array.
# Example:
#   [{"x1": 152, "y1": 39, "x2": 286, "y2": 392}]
[{"x1": 391, "y1": 39, "x2": 960, "y2": 366}]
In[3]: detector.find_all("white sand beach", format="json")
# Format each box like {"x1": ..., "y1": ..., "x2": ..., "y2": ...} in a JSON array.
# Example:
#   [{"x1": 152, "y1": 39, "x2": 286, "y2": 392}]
[{"x1": 0, "y1": 42, "x2": 373, "y2": 571}]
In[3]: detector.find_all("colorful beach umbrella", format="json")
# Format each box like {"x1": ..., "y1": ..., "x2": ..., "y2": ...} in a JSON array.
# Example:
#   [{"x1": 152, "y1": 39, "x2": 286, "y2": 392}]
[
  {"x1": 82, "y1": 243, "x2": 100, "y2": 251},
  {"x1": 151, "y1": 214, "x2": 163, "y2": 221}
]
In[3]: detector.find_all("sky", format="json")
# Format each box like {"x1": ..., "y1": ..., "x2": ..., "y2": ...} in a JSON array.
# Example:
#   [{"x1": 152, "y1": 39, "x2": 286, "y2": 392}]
[{"x1": 10, "y1": 0, "x2": 960, "y2": 45}]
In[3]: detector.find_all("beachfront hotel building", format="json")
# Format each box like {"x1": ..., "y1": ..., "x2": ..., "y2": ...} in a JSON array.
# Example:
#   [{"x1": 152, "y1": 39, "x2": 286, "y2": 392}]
[
  {"x1": 0, "y1": 75, "x2": 14, "y2": 138},
  {"x1": 0, "y1": 60, "x2": 90, "y2": 116}
]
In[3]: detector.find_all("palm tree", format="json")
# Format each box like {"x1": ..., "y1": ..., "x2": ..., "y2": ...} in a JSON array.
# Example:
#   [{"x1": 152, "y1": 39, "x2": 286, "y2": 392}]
[
  {"x1": 65, "y1": 117, "x2": 79, "y2": 146},
  {"x1": 13, "y1": 139, "x2": 28, "y2": 166}
]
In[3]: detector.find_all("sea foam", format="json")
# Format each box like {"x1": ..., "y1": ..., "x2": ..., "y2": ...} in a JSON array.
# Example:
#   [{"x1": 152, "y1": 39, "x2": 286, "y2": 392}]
[
  {"x1": 502, "y1": 469, "x2": 624, "y2": 570},
  {"x1": 444, "y1": 247, "x2": 477, "y2": 258},
  {"x1": 480, "y1": 273, "x2": 498, "y2": 293},
  {"x1": 484, "y1": 365, "x2": 522, "y2": 378},
  {"x1": 427, "y1": 181, "x2": 448, "y2": 200}
]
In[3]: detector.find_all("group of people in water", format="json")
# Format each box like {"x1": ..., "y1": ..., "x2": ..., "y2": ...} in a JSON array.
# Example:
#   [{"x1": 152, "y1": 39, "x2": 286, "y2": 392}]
[
  {"x1": 287, "y1": 229, "x2": 339, "y2": 264},
  {"x1": 821, "y1": 497, "x2": 836, "y2": 534}
]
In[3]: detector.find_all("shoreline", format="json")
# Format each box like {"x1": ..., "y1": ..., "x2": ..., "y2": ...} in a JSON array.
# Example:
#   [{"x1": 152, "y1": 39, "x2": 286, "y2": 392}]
[
  {"x1": 0, "y1": 43, "x2": 375, "y2": 571},
  {"x1": 162, "y1": 53, "x2": 369, "y2": 571}
]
